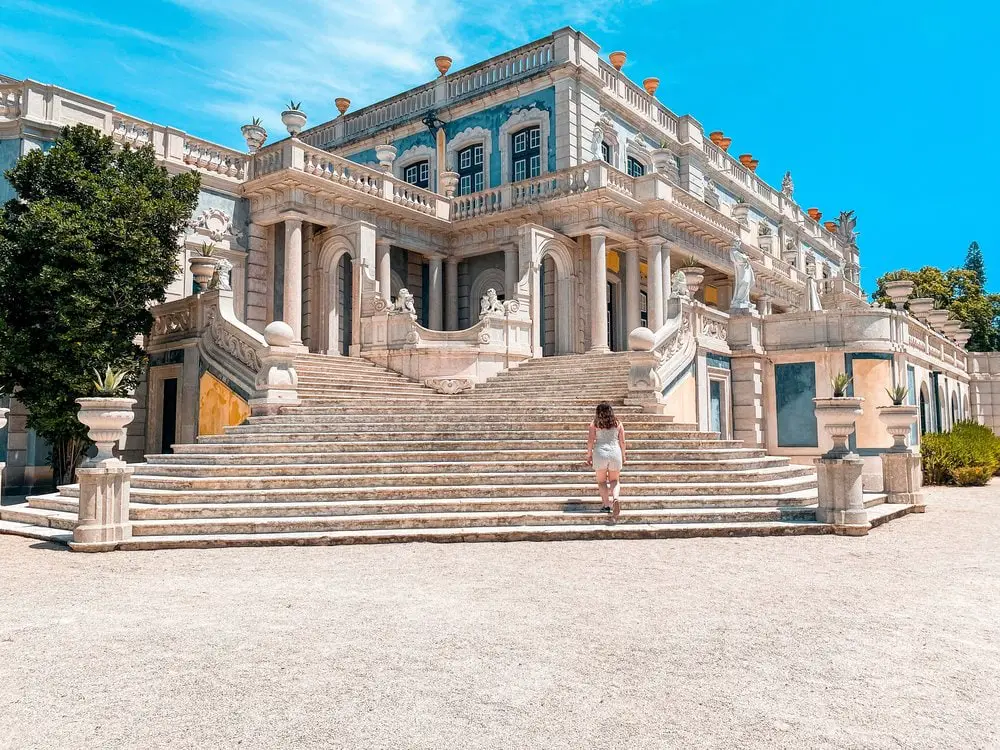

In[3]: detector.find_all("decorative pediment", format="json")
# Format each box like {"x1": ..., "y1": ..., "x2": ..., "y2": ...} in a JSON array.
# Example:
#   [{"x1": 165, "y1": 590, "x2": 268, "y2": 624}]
[{"x1": 188, "y1": 207, "x2": 234, "y2": 242}]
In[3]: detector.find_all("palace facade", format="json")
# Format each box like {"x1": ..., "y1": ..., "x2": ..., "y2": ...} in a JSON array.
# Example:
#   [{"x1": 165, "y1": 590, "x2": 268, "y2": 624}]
[{"x1": 1, "y1": 28, "x2": 998, "y2": 502}]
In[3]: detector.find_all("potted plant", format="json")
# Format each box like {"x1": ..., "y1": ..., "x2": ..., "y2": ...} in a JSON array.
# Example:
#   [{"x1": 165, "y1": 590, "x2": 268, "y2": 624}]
[
  {"x1": 730, "y1": 196, "x2": 750, "y2": 224},
  {"x1": 953, "y1": 328, "x2": 973, "y2": 348},
  {"x1": 677, "y1": 254, "x2": 705, "y2": 296},
  {"x1": 281, "y1": 101, "x2": 307, "y2": 136},
  {"x1": 651, "y1": 140, "x2": 675, "y2": 176},
  {"x1": 877, "y1": 385, "x2": 919, "y2": 452},
  {"x1": 190, "y1": 242, "x2": 219, "y2": 290},
  {"x1": 925, "y1": 309, "x2": 951, "y2": 331},
  {"x1": 241, "y1": 116, "x2": 267, "y2": 153},
  {"x1": 375, "y1": 143, "x2": 398, "y2": 172},
  {"x1": 76, "y1": 366, "x2": 137, "y2": 466},
  {"x1": 906, "y1": 297, "x2": 935, "y2": 319},
  {"x1": 438, "y1": 171, "x2": 460, "y2": 197},
  {"x1": 813, "y1": 373, "x2": 864, "y2": 458}
]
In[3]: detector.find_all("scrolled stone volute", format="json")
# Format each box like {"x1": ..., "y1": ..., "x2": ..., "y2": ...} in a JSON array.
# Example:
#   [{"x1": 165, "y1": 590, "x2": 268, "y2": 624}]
[
  {"x1": 628, "y1": 326, "x2": 656, "y2": 351},
  {"x1": 263, "y1": 321, "x2": 295, "y2": 347}
]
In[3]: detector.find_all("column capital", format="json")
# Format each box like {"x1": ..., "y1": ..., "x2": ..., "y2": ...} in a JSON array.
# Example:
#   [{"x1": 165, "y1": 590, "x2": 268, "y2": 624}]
[
  {"x1": 424, "y1": 252, "x2": 446, "y2": 263},
  {"x1": 375, "y1": 236, "x2": 393, "y2": 248},
  {"x1": 444, "y1": 257, "x2": 460, "y2": 267}
]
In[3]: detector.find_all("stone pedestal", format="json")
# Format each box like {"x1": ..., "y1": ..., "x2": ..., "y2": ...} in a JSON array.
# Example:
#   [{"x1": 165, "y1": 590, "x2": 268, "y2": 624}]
[
  {"x1": 70, "y1": 459, "x2": 134, "y2": 552},
  {"x1": 882, "y1": 451, "x2": 925, "y2": 511},
  {"x1": 815, "y1": 456, "x2": 870, "y2": 536},
  {"x1": 249, "y1": 322, "x2": 301, "y2": 416}
]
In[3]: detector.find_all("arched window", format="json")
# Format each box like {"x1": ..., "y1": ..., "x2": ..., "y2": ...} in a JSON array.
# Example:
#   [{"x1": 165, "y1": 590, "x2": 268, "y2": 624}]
[
  {"x1": 626, "y1": 156, "x2": 645, "y2": 178},
  {"x1": 511, "y1": 126, "x2": 541, "y2": 182}
]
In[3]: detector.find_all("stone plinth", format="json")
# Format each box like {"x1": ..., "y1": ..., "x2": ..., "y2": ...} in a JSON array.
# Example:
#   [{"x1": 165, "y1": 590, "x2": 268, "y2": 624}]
[
  {"x1": 882, "y1": 452, "x2": 926, "y2": 511},
  {"x1": 70, "y1": 458, "x2": 134, "y2": 552},
  {"x1": 815, "y1": 456, "x2": 870, "y2": 536}
]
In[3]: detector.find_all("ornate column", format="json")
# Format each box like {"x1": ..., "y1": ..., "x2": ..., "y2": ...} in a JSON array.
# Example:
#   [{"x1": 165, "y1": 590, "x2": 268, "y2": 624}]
[
  {"x1": 504, "y1": 245, "x2": 519, "y2": 299},
  {"x1": 625, "y1": 245, "x2": 641, "y2": 333},
  {"x1": 444, "y1": 258, "x2": 459, "y2": 331},
  {"x1": 589, "y1": 233, "x2": 610, "y2": 353},
  {"x1": 661, "y1": 243, "x2": 672, "y2": 307},
  {"x1": 376, "y1": 237, "x2": 392, "y2": 300},
  {"x1": 427, "y1": 254, "x2": 444, "y2": 330},
  {"x1": 645, "y1": 238, "x2": 664, "y2": 331},
  {"x1": 283, "y1": 217, "x2": 303, "y2": 344}
]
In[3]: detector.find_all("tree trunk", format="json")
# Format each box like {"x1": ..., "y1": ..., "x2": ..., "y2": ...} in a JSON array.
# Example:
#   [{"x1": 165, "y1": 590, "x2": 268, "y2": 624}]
[{"x1": 51, "y1": 436, "x2": 88, "y2": 486}]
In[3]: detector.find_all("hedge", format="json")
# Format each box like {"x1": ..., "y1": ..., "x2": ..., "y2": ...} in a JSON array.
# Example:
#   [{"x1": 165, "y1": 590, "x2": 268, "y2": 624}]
[{"x1": 921, "y1": 421, "x2": 1000, "y2": 486}]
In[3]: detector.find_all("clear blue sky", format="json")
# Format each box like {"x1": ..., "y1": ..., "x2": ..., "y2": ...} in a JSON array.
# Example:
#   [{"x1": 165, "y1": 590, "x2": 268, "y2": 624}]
[{"x1": 2, "y1": 0, "x2": 996, "y2": 292}]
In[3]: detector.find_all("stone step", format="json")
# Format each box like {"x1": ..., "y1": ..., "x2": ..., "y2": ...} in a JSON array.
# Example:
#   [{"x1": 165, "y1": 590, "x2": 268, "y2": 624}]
[
  {"x1": 137, "y1": 457, "x2": 790, "y2": 476},
  {"x1": 116, "y1": 519, "x2": 832, "y2": 550},
  {"x1": 283, "y1": 404, "x2": 649, "y2": 416},
  {"x1": 128, "y1": 465, "x2": 811, "y2": 487},
  {"x1": 295, "y1": 396, "x2": 629, "y2": 407},
  {"x1": 0, "y1": 517, "x2": 73, "y2": 545},
  {"x1": 218, "y1": 425, "x2": 716, "y2": 440},
  {"x1": 30, "y1": 490, "x2": 824, "y2": 519},
  {"x1": 0, "y1": 503, "x2": 77, "y2": 531},
  {"x1": 58, "y1": 475, "x2": 818, "y2": 503},
  {"x1": 128, "y1": 506, "x2": 820, "y2": 537},
  {"x1": 186, "y1": 437, "x2": 746, "y2": 451},
  {"x1": 162, "y1": 447, "x2": 768, "y2": 461},
  {"x1": 244, "y1": 414, "x2": 684, "y2": 427}
]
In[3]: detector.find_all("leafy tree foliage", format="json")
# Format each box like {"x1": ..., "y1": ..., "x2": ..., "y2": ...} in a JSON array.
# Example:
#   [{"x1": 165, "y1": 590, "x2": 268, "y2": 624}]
[
  {"x1": 0, "y1": 125, "x2": 199, "y2": 483},
  {"x1": 873, "y1": 265, "x2": 1000, "y2": 352},
  {"x1": 964, "y1": 241, "x2": 985, "y2": 288}
]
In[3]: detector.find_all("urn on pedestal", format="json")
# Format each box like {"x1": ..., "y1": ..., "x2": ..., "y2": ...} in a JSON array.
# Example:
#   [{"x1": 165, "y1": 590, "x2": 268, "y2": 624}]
[
  {"x1": 677, "y1": 257, "x2": 705, "y2": 297},
  {"x1": 883, "y1": 279, "x2": 915, "y2": 309},
  {"x1": 439, "y1": 171, "x2": 460, "y2": 198},
  {"x1": 190, "y1": 243, "x2": 219, "y2": 290},
  {"x1": 241, "y1": 117, "x2": 267, "y2": 153},
  {"x1": 375, "y1": 144, "x2": 397, "y2": 172},
  {"x1": 813, "y1": 373, "x2": 863, "y2": 458},
  {"x1": 280, "y1": 101, "x2": 307, "y2": 137},
  {"x1": 76, "y1": 367, "x2": 136, "y2": 467},
  {"x1": 907, "y1": 297, "x2": 935, "y2": 319}
]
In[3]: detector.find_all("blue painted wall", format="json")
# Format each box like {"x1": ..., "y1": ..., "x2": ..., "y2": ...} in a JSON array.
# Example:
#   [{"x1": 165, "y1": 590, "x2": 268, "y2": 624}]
[
  {"x1": 775, "y1": 362, "x2": 819, "y2": 447},
  {"x1": 0, "y1": 139, "x2": 22, "y2": 204},
  {"x1": 344, "y1": 87, "x2": 557, "y2": 191}
]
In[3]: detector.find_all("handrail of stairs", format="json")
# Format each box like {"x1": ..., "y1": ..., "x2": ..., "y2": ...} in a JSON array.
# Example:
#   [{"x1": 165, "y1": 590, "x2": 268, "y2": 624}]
[
  {"x1": 149, "y1": 290, "x2": 300, "y2": 416},
  {"x1": 355, "y1": 262, "x2": 534, "y2": 393},
  {"x1": 625, "y1": 295, "x2": 697, "y2": 412}
]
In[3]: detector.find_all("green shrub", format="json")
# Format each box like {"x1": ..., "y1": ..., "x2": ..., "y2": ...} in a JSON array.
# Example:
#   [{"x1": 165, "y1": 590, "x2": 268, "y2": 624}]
[
  {"x1": 951, "y1": 466, "x2": 995, "y2": 487},
  {"x1": 920, "y1": 421, "x2": 1000, "y2": 486}
]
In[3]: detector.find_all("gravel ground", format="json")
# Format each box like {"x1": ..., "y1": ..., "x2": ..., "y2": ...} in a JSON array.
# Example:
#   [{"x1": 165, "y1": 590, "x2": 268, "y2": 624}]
[{"x1": 1, "y1": 484, "x2": 998, "y2": 750}]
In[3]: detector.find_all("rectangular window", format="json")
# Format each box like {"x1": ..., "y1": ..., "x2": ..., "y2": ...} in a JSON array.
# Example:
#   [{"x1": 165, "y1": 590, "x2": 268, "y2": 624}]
[
  {"x1": 601, "y1": 142, "x2": 611, "y2": 163},
  {"x1": 473, "y1": 145, "x2": 483, "y2": 165},
  {"x1": 404, "y1": 161, "x2": 429, "y2": 189},
  {"x1": 474, "y1": 172, "x2": 483, "y2": 192},
  {"x1": 457, "y1": 144, "x2": 485, "y2": 196},
  {"x1": 511, "y1": 126, "x2": 541, "y2": 182},
  {"x1": 459, "y1": 150, "x2": 472, "y2": 169},
  {"x1": 459, "y1": 175, "x2": 471, "y2": 195},
  {"x1": 639, "y1": 290, "x2": 648, "y2": 328},
  {"x1": 626, "y1": 156, "x2": 645, "y2": 178}
]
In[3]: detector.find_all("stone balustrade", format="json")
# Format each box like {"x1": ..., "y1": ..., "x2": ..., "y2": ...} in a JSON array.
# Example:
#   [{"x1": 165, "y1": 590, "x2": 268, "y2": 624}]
[{"x1": 0, "y1": 84, "x2": 23, "y2": 120}]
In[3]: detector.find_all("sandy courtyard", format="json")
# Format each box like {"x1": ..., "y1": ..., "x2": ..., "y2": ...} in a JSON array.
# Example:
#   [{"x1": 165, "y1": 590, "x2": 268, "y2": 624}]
[{"x1": 1, "y1": 484, "x2": 998, "y2": 749}]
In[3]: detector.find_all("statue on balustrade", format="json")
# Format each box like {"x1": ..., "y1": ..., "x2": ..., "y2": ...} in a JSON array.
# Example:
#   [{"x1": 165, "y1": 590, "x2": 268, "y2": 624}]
[
  {"x1": 671, "y1": 270, "x2": 689, "y2": 299},
  {"x1": 392, "y1": 288, "x2": 416, "y2": 316},
  {"x1": 479, "y1": 288, "x2": 505, "y2": 318},
  {"x1": 209, "y1": 257, "x2": 233, "y2": 292},
  {"x1": 835, "y1": 210, "x2": 858, "y2": 246},
  {"x1": 729, "y1": 239, "x2": 755, "y2": 311},
  {"x1": 781, "y1": 171, "x2": 794, "y2": 198}
]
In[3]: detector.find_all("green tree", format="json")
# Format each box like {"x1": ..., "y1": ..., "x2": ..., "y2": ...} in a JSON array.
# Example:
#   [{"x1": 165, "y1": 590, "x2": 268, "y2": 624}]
[
  {"x1": 873, "y1": 266, "x2": 1000, "y2": 352},
  {"x1": 964, "y1": 241, "x2": 986, "y2": 288},
  {"x1": 0, "y1": 125, "x2": 199, "y2": 483}
]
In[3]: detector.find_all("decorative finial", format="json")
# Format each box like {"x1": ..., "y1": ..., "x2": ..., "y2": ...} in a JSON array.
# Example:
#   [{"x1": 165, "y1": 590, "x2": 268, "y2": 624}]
[
  {"x1": 335, "y1": 97, "x2": 350, "y2": 116},
  {"x1": 241, "y1": 117, "x2": 267, "y2": 154},
  {"x1": 435, "y1": 55, "x2": 453, "y2": 76},
  {"x1": 781, "y1": 170, "x2": 794, "y2": 198},
  {"x1": 642, "y1": 77, "x2": 659, "y2": 96},
  {"x1": 609, "y1": 51, "x2": 626, "y2": 70}
]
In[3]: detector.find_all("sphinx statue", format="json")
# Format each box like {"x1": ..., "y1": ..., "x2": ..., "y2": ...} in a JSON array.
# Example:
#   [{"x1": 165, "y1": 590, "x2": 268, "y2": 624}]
[{"x1": 479, "y1": 288, "x2": 505, "y2": 318}]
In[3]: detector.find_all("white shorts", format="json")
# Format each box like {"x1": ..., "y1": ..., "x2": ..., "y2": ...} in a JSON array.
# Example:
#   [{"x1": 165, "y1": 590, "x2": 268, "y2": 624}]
[{"x1": 593, "y1": 451, "x2": 623, "y2": 472}]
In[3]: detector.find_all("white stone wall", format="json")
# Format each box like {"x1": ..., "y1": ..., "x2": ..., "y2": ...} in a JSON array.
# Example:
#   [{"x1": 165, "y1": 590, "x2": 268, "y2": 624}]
[{"x1": 971, "y1": 353, "x2": 1000, "y2": 436}]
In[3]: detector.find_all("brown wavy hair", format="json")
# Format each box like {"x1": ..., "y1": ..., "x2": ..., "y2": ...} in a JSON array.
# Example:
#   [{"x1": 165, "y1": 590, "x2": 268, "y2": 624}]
[{"x1": 594, "y1": 402, "x2": 618, "y2": 429}]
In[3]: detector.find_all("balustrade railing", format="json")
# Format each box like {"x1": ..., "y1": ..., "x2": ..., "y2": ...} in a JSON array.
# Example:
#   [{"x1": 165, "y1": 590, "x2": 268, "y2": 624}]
[
  {"x1": 109, "y1": 115, "x2": 245, "y2": 182},
  {"x1": 183, "y1": 137, "x2": 246, "y2": 179},
  {"x1": 1, "y1": 85, "x2": 23, "y2": 119},
  {"x1": 448, "y1": 40, "x2": 555, "y2": 99}
]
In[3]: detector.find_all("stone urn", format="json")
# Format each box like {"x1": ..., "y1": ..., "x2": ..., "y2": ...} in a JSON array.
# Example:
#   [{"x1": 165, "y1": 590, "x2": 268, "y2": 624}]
[
  {"x1": 642, "y1": 77, "x2": 660, "y2": 96},
  {"x1": 375, "y1": 144, "x2": 397, "y2": 172},
  {"x1": 678, "y1": 266, "x2": 705, "y2": 297},
  {"x1": 739, "y1": 154, "x2": 753, "y2": 168},
  {"x1": 807, "y1": 208, "x2": 822, "y2": 222},
  {"x1": 439, "y1": 170, "x2": 460, "y2": 197},
  {"x1": 650, "y1": 148, "x2": 675, "y2": 177},
  {"x1": 609, "y1": 51, "x2": 627, "y2": 70},
  {"x1": 240, "y1": 121, "x2": 267, "y2": 153},
  {"x1": 335, "y1": 97, "x2": 351, "y2": 116},
  {"x1": 942, "y1": 319, "x2": 962, "y2": 336},
  {"x1": 883, "y1": 279, "x2": 915, "y2": 309},
  {"x1": 877, "y1": 404, "x2": 919, "y2": 452},
  {"x1": 907, "y1": 297, "x2": 935, "y2": 319},
  {"x1": 190, "y1": 254, "x2": 219, "y2": 289},
  {"x1": 434, "y1": 56, "x2": 453, "y2": 76},
  {"x1": 730, "y1": 202, "x2": 749, "y2": 224},
  {"x1": 76, "y1": 397, "x2": 136, "y2": 466},
  {"x1": 953, "y1": 328, "x2": 973, "y2": 348},
  {"x1": 719, "y1": 137, "x2": 732, "y2": 152},
  {"x1": 709, "y1": 131, "x2": 724, "y2": 146},
  {"x1": 281, "y1": 106, "x2": 307, "y2": 137},
  {"x1": 925, "y1": 309, "x2": 950, "y2": 331},
  {"x1": 813, "y1": 397, "x2": 864, "y2": 458}
]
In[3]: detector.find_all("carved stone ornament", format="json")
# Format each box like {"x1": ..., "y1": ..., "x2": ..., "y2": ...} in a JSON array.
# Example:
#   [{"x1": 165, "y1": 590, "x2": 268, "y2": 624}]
[
  {"x1": 478, "y1": 331, "x2": 491, "y2": 345},
  {"x1": 371, "y1": 294, "x2": 391, "y2": 314},
  {"x1": 671, "y1": 270, "x2": 689, "y2": 298},
  {"x1": 206, "y1": 307, "x2": 262, "y2": 372},
  {"x1": 188, "y1": 207, "x2": 234, "y2": 242},
  {"x1": 405, "y1": 331, "x2": 420, "y2": 344},
  {"x1": 209, "y1": 257, "x2": 233, "y2": 291},
  {"x1": 424, "y1": 377, "x2": 474, "y2": 395},
  {"x1": 503, "y1": 299, "x2": 521, "y2": 315},
  {"x1": 701, "y1": 318, "x2": 728, "y2": 341},
  {"x1": 781, "y1": 171, "x2": 794, "y2": 198},
  {"x1": 835, "y1": 210, "x2": 858, "y2": 246},
  {"x1": 479, "y1": 288, "x2": 505, "y2": 318},
  {"x1": 392, "y1": 288, "x2": 417, "y2": 316},
  {"x1": 151, "y1": 310, "x2": 192, "y2": 336}
]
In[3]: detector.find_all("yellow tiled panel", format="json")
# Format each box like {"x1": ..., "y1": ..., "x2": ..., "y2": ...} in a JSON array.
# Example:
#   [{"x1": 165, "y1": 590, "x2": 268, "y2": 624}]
[{"x1": 198, "y1": 372, "x2": 250, "y2": 437}]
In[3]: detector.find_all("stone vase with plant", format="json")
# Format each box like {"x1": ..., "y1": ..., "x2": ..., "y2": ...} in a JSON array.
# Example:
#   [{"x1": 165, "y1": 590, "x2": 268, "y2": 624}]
[
  {"x1": 677, "y1": 254, "x2": 705, "y2": 296},
  {"x1": 76, "y1": 366, "x2": 137, "y2": 466},
  {"x1": 190, "y1": 242, "x2": 219, "y2": 290},
  {"x1": 877, "y1": 385, "x2": 919, "y2": 452},
  {"x1": 813, "y1": 373, "x2": 864, "y2": 458},
  {"x1": 281, "y1": 101, "x2": 307, "y2": 137}
]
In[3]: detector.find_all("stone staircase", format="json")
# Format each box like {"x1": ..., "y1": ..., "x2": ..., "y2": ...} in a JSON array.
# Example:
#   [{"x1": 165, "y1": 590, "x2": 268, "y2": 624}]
[{"x1": 0, "y1": 353, "x2": 917, "y2": 548}]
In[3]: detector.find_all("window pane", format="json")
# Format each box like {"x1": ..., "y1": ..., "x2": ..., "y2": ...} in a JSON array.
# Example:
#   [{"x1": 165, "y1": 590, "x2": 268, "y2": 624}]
[
  {"x1": 474, "y1": 145, "x2": 483, "y2": 165},
  {"x1": 529, "y1": 127, "x2": 540, "y2": 149},
  {"x1": 514, "y1": 132, "x2": 526, "y2": 152},
  {"x1": 419, "y1": 163, "x2": 428, "y2": 181},
  {"x1": 460, "y1": 175, "x2": 471, "y2": 195},
  {"x1": 529, "y1": 154, "x2": 540, "y2": 177},
  {"x1": 601, "y1": 142, "x2": 611, "y2": 163},
  {"x1": 514, "y1": 160, "x2": 526, "y2": 181},
  {"x1": 627, "y1": 157, "x2": 645, "y2": 177},
  {"x1": 460, "y1": 149, "x2": 471, "y2": 169},
  {"x1": 474, "y1": 172, "x2": 483, "y2": 192}
]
